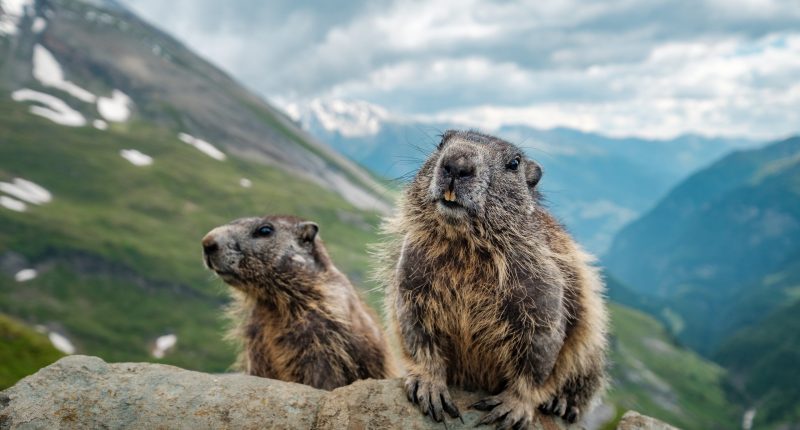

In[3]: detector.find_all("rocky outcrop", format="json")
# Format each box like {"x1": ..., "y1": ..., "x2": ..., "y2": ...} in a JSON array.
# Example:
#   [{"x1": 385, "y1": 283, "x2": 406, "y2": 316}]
[{"x1": 0, "y1": 356, "x2": 675, "y2": 429}]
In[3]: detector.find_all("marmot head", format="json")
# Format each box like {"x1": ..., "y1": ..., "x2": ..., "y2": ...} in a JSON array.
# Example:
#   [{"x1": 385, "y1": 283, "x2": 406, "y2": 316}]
[
  {"x1": 201, "y1": 215, "x2": 326, "y2": 299},
  {"x1": 407, "y1": 130, "x2": 542, "y2": 227}
]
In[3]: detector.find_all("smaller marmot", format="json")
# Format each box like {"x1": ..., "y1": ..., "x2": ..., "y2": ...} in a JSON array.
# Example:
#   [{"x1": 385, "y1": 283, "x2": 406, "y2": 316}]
[{"x1": 202, "y1": 215, "x2": 396, "y2": 390}]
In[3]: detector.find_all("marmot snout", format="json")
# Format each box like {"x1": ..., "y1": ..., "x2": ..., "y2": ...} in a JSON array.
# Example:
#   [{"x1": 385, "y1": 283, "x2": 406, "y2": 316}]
[{"x1": 203, "y1": 215, "x2": 396, "y2": 390}]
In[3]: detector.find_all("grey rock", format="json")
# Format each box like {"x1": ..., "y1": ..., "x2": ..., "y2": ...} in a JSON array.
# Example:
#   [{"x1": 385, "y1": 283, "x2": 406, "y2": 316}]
[
  {"x1": 616, "y1": 410, "x2": 681, "y2": 430},
  {"x1": 1, "y1": 356, "x2": 667, "y2": 430},
  {"x1": 0, "y1": 356, "x2": 323, "y2": 429}
]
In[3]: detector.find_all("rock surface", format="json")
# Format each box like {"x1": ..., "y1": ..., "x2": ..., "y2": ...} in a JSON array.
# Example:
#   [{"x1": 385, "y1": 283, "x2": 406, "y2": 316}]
[
  {"x1": 0, "y1": 356, "x2": 671, "y2": 429},
  {"x1": 616, "y1": 411, "x2": 680, "y2": 430}
]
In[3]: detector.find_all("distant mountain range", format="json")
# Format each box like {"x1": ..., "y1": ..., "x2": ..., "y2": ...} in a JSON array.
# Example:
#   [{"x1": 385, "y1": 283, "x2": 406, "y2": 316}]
[
  {"x1": 286, "y1": 97, "x2": 755, "y2": 254},
  {"x1": 605, "y1": 136, "x2": 800, "y2": 428}
]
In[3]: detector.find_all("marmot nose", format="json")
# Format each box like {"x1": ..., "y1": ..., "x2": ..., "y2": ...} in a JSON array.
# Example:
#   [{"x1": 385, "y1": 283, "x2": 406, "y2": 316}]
[
  {"x1": 442, "y1": 155, "x2": 475, "y2": 179},
  {"x1": 202, "y1": 234, "x2": 219, "y2": 255}
]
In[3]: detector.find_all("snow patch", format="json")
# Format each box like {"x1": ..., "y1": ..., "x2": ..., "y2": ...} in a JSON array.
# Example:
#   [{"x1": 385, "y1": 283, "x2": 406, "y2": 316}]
[
  {"x1": 12, "y1": 88, "x2": 86, "y2": 126},
  {"x1": 280, "y1": 101, "x2": 301, "y2": 122},
  {"x1": 0, "y1": 195, "x2": 26, "y2": 212},
  {"x1": 0, "y1": 0, "x2": 33, "y2": 36},
  {"x1": 33, "y1": 44, "x2": 96, "y2": 103},
  {"x1": 31, "y1": 16, "x2": 44, "y2": 32},
  {"x1": 308, "y1": 98, "x2": 387, "y2": 137},
  {"x1": 178, "y1": 132, "x2": 226, "y2": 161},
  {"x1": 0, "y1": 177, "x2": 52, "y2": 204},
  {"x1": 1, "y1": 0, "x2": 32, "y2": 17},
  {"x1": 152, "y1": 334, "x2": 177, "y2": 359},
  {"x1": 97, "y1": 89, "x2": 132, "y2": 122},
  {"x1": 0, "y1": 20, "x2": 15, "y2": 36},
  {"x1": 120, "y1": 149, "x2": 153, "y2": 166},
  {"x1": 239, "y1": 178, "x2": 252, "y2": 188},
  {"x1": 49, "y1": 332, "x2": 75, "y2": 354},
  {"x1": 14, "y1": 268, "x2": 37, "y2": 282},
  {"x1": 93, "y1": 119, "x2": 108, "y2": 130}
]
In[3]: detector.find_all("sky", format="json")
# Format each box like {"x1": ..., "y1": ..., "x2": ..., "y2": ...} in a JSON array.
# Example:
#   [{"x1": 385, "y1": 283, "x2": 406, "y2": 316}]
[{"x1": 122, "y1": 0, "x2": 800, "y2": 140}]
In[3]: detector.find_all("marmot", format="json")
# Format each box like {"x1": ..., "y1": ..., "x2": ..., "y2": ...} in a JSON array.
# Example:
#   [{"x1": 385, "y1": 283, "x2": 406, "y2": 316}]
[
  {"x1": 378, "y1": 130, "x2": 608, "y2": 428},
  {"x1": 202, "y1": 215, "x2": 396, "y2": 390}
]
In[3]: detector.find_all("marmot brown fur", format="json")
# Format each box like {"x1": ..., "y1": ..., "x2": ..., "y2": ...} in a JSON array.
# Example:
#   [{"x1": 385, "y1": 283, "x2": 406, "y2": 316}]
[
  {"x1": 202, "y1": 215, "x2": 396, "y2": 390},
  {"x1": 377, "y1": 130, "x2": 608, "y2": 428}
]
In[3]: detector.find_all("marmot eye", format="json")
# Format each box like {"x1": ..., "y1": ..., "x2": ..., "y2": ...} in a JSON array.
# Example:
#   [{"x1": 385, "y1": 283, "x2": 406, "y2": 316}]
[
  {"x1": 254, "y1": 225, "x2": 273, "y2": 237},
  {"x1": 506, "y1": 156, "x2": 521, "y2": 171}
]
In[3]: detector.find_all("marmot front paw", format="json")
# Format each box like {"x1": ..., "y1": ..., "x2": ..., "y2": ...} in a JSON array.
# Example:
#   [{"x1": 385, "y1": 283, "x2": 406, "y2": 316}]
[
  {"x1": 404, "y1": 373, "x2": 461, "y2": 422},
  {"x1": 471, "y1": 390, "x2": 535, "y2": 430},
  {"x1": 539, "y1": 394, "x2": 581, "y2": 423}
]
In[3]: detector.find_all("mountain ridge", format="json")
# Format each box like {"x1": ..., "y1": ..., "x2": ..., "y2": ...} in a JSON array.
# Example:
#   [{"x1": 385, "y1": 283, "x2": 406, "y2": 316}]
[
  {"x1": 289, "y1": 97, "x2": 755, "y2": 253},
  {"x1": 2, "y1": 0, "x2": 390, "y2": 212}
]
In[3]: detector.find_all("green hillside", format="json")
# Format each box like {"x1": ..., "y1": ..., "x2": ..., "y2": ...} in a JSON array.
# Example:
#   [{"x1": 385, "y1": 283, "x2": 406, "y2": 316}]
[
  {"x1": 0, "y1": 97, "x2": 383, "y2": 372},
  {"x1": 716, "y1": 295, "x2": 800, "y2": 428},
  {"x1": 605, "y1": 289, "x2": 739, "y2": 429},
  {"x1": 0, "y1": 313, "x2": 63, "y2": 389}
]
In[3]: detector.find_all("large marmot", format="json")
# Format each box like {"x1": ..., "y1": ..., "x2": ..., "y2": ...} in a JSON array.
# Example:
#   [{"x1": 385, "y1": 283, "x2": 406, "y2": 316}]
[
  {"x1": 378, "y1": 130, "x2": 608, "y2": 428},
  {"x1": 202, "y1": 215, "x2": 396, "y2": 390}
]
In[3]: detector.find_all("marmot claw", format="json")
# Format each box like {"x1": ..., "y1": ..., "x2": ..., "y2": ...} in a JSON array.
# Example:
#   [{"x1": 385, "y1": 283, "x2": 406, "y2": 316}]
[
  {"x1": 404, "y1": 374, "x2": 461, "y2": 422},
  {"x1": 471, "y1": 392, "x2": 534, "y2": 430}
]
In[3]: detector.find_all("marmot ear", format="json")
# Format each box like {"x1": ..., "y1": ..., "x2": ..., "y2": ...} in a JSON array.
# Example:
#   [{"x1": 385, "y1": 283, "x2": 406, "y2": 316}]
[
  {"x1": 297, "y1": 221, "x2": 319, "y2": 243},
  {"x1": 526, "y1": 161, "x2": 542, "y2": 189}
]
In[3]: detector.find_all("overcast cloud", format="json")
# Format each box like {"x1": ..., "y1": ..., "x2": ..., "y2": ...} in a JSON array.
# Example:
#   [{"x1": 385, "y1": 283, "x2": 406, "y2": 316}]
[{"x1": 122, "y1": 0, "x2": 800, "y2": 139}]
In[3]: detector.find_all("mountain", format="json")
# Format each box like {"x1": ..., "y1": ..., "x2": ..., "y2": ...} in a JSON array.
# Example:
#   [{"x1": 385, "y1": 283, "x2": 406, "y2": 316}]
[
  {"x1": 604, "y1": 136, "x2": 800, "y2": 428},
  {"x1": 287, "y1": 98, "x2": 754, "y2": 253},
  {"x1": 0, "y1": 0, "x2": 389, "y2": 212},
  {"x1": 605, "y1": 136, "x2": 800, "y2": 350},
  {"x1": 0, "y1": 0, "x2": 388, "y2": 372}
]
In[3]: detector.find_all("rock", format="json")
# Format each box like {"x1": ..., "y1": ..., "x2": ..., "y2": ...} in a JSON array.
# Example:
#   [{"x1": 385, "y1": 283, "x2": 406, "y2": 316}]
[
  {"x1": 0, "y1": 356, "x2": 322, "y2": 429},
  {"x1": 616, "y1": 410, "x2": 680, "y2": 430},
  {"x1": 0, "y1": 356, "x2": 671, "y2": 429}
]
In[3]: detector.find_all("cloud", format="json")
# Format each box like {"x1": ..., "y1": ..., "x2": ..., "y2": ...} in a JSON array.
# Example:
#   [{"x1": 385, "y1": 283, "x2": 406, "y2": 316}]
[
  {"x1": 422, "y1": 34, "x2": 800, "y2": 139},
  {"x1": 121, "y1": 0, "x2": 800, "y2": 139}
]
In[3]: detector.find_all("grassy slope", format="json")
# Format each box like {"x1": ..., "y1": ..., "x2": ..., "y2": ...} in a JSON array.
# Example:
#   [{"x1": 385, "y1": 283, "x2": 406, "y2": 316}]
[
  {"x1": 716, "y1": 297, "x2": 800, "y2": 428},
  {"x1": 0, "y1": 313, "x2": 64, "y2": 389},
  {"x1": 607, "y1": 304, "x2": 739, "y2": 429},
  {"x1": 0, "y1": 97, "x2": 382, "y2": 373}
]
